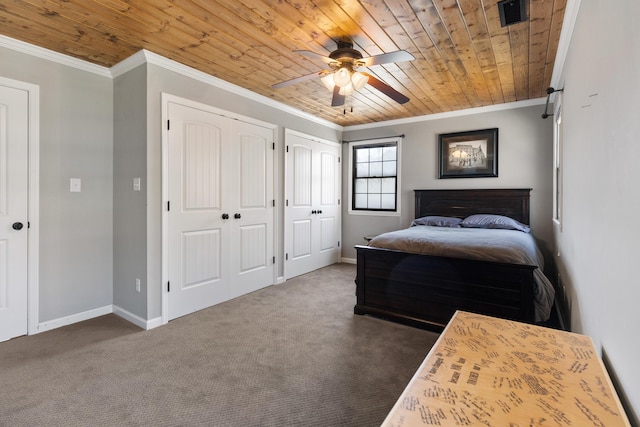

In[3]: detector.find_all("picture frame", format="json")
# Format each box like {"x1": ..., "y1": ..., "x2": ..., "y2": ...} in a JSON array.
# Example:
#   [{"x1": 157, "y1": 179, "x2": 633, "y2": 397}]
[{"x1": 438, "y1": 128, "x2": 498, "y2": 178}]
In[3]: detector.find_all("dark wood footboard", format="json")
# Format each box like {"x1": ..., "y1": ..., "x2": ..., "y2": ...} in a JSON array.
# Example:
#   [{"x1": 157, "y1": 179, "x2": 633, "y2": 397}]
[{"x1": 354, "y1": 245, "x2": 536, "y2": 331}]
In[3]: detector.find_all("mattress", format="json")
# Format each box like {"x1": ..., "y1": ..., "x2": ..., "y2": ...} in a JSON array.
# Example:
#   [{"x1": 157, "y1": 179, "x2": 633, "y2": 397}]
[{"x1": 367, "y1": 225, "x2": 555, "y2": 322}]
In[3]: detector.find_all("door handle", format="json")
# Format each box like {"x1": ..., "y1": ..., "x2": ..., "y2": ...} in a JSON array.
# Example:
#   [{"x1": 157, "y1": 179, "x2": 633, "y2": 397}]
[
  {"x1": 12, "y1": 222, "x2": 24, "y2": 230},
  {"x1": 234, "y1": 213, "x2": 241, "y2": 219},
  {"x1": 222, "y1": 213, "x2": 229, "y2": 220}
]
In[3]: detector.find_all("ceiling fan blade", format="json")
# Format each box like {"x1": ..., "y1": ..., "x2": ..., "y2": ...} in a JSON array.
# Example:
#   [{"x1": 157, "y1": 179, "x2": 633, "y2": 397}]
[
  {"x1": 293, "y1": 50, "x2": 334, "y2": 64},
  {"x1": 331, "y1": 86, "x2": 345, "y2": 107},
  {"x1": 363, "y1": 73, "x2": 410, "y2": 104},
  {"x1": 272, "y1": 72, "x2": 324, "y2": 89},
  {"x1": 361, "y1": 50, "x2": 415, "y2": 67}
]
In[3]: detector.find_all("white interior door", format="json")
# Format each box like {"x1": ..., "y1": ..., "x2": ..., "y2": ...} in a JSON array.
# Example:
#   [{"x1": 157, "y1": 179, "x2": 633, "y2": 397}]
[
  {"x1": 229, "y1": 121, "x2": 274, "y2": 294},
  {"x1": 0, "y1": 84, "x2": 29, "y2": 342},
  {"x1": 285, "y1": 130, "x2": 341, "y2": 279},
  {"x1": 166, "y1": 100, "x2": 274, "y2": 321},
  {"x1": 167, "y1": 102, "x2": 231, "y2": 320}
]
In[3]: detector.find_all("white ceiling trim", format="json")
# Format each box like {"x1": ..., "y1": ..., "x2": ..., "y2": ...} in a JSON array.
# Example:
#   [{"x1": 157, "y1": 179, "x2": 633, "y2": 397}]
[
  {"x1": 550, "y1": 0, "x2": 583, "y2": 90},
  {"x1": 343, "y1": 98, "x2": 548, "y2": 131},
  {"x1": 0, "y1": 35, "x2": 111, "y2": 78},
  {"x1": 135, "y1": 49, "x2": 342, "y2": 131}
]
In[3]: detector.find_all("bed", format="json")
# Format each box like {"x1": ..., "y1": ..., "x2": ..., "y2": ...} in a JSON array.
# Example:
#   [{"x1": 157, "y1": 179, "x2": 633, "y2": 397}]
[{"x1": 354, "y1": 188, "x2": 556, "y2": 331}]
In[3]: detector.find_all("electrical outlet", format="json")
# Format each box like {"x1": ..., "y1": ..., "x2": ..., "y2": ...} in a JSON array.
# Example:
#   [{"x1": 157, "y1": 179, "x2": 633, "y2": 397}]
[{"x1": 135, "y1": 278, "x2": 141, "y2": 293}]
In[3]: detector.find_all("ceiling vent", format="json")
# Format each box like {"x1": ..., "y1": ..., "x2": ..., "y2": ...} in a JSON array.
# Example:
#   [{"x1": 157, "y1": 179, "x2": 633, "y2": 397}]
[{"x1": 498, "y1": 0, "x2": 527, "y2": 27}]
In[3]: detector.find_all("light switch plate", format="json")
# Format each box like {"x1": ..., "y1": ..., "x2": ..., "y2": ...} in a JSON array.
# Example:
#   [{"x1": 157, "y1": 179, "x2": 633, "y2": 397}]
[
  {"x1": 70, "y1": 178, "x2": 81, "y2": 192},
  {"x1": 133, "y1": 177, "x2": 141, "y2": 191}
]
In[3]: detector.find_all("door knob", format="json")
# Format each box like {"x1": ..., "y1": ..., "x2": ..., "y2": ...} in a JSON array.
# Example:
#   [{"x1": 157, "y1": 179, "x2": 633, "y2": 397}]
[
  {"x1": 234, "y1": 213, "x2": 241, "y2": 219},
  {"x1": 12, "y1": 222, "x2": 24, "y2": 230},
  {"x1": 222, "y1": 213, "x2": 229, "y2": 220},
  {"x1": 311, "y1": 210, "x2": 317, "y2": 214},
  {"x1": 317, "y1": 210, "x2": 323, "y2": 214}
]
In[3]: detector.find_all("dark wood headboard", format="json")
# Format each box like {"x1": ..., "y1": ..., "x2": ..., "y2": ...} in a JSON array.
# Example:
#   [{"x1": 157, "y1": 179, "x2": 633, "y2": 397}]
[{"x1": 414, "y1": 189, "x2": 531, "y2": 225}]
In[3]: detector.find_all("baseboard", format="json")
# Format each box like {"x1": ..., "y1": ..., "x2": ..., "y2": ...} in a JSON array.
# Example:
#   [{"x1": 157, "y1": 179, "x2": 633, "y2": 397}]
[
  {"x1": 341, "y1": 257, "x2": 356, "y2": 264},
  {"x1": 36, "y1": 305, "x2": 113, "y2": 334},
  {"x1": 113, "y1": 305, "x2": 162, "y2": 330}
]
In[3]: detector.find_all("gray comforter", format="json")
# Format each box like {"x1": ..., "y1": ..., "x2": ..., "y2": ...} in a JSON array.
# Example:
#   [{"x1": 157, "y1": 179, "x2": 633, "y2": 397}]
[{"x1": 367, "y1": 226, "x2": 555, "y2": 322}]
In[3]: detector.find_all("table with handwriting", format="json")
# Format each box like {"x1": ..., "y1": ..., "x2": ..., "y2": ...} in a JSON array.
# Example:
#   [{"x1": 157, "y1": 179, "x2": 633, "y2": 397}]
[{"x1": 382, "y1": 311, "x2": 630, "y2": 426}]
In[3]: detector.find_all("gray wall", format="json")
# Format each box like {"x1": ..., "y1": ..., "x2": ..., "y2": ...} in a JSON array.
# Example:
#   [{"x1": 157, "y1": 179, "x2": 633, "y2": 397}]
[
  {"x1": 555, "y1": 0, "x2": 640, "y2": 421},
  {"x1": 341, "y1": 105, "x2": 554, "y2": 263},
  {"x1": 0, "y1": 46, "x2": 113, "y2": 322},
  {"x1": 113, "y1": 64, "x2": 148, "y2": 318}
]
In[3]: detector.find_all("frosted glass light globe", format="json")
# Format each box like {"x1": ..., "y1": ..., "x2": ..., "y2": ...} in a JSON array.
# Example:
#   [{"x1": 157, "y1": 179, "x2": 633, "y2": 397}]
[
  {"x1": 339, "y1": 83, "x2": 354, "y2": 96},
  {"x1": 351, "y1": 72, "x2": 368, "y2": 90},
  {"x1": 333, "y1": 67, "x2": 351, "y2": 87}
]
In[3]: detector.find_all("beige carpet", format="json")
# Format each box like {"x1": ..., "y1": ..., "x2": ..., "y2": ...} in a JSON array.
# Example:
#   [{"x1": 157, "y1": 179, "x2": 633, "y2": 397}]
[{"x1": 0, "y1": 263, "x2": 438, "y2": 426}]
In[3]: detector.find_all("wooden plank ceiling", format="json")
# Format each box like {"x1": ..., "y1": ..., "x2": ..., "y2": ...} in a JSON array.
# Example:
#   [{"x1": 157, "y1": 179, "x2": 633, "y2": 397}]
[{"x1": 0, "y1": 0, "x2": 566, "y2": 126}]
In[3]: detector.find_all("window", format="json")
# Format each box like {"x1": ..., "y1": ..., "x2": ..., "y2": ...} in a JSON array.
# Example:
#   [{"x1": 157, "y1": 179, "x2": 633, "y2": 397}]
[
  {"x1": 553, "y1": 102, "x2": 563, "y2": 229},
  {"x1": 348, "y1": 137, "x2": 401, "y2": 216}
]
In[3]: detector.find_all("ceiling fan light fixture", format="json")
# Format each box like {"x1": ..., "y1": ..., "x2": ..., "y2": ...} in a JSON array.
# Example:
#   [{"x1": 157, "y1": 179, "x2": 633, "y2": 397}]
[
  {"x1": 320, "y1": 73, "x2": 335, "y2": 91},
  {"x1": 351, "y1": 72, "x2": 368, "y2": 91},
  {"x1": 333, "y1": 67, "x2": 351, "y2": 87},
  {"x1": 339, "y1": 83, "x2": 354, "y2": 96}
]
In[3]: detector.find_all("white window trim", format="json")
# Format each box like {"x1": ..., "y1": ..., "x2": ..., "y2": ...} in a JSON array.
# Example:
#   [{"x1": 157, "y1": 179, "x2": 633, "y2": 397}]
[
  {"x1": 347, "y1": 137, "x2": 402, "y2": 217},
  {"x1": 552, "y1": 96, "x2": 563, "y2": 230}
]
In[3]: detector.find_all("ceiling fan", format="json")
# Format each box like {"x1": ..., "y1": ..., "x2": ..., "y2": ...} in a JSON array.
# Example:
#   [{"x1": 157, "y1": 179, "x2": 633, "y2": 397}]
[{"x1": 272, "y1": 38, "x2": 415, "y2": 107}]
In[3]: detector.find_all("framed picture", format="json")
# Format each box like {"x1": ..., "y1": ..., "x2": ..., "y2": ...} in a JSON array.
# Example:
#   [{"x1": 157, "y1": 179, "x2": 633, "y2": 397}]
[{"x1": 438, "y1": 128, "x2": 498, "y2": 178}]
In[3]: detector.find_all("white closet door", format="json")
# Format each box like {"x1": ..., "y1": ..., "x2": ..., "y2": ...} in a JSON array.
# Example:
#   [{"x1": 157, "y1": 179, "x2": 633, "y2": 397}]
[
  {"x1": 228, "y1": 120, "x2": 274, "y2": 295},
  {"x1": 167, "y1": 102, "x2": 231, "y2": 320},
  {"x1": 285, "y1": 130, "x2": 341, "y2": 279},
  {"x1": 166, "y1": 100, "x2": 275, "y2": 321},
  {"x1": 0, "y1": 85, "x2": 29, "y2": 342}
]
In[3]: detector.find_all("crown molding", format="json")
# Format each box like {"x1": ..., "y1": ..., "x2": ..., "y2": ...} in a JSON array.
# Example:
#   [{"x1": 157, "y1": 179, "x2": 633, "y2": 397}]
[
  {"x1": 0, "y1": 35, "x2": 111, "y2": 78},
  {"x1": 550, "y1": 0, "x2": 582, "y2": 89},
  {"x1": 136, "y1": 49, "x2": 342, "y2": 131},
  {"x1": 0, "y1": 34, "x2": 340, "y2": 131},
  {"x1": 343, "y1": 98, "x2": 547, "y2": 131}
]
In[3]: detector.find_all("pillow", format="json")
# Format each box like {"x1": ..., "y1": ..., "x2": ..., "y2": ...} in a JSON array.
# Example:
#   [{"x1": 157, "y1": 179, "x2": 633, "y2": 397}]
[
  {"x1": 411, "y1": 216, "x2": 463, "y2": 228},
  {"x1": 461, "y1": 214, "x2": 530, "y2": 233}
]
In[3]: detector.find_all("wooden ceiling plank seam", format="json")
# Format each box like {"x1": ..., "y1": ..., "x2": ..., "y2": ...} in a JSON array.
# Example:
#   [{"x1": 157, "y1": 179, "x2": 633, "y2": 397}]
[
  {"x1": 198, "y1": 2, "x2": 370, "y2": 102},
  {"x1": 149, "y1": 1, "x2": 316, "y2": 84},
  {"x1": 434, "y1": 0, "x2": 494, "y2": 106},
  {"x1": 508, "y1": 22, "x2": 530, "y2": 101},
  {"x1": 359, "y1": 0, "x2": 446, "y2": 113},
  {"x1": 329, "y1": 0, "x2": 401, "y2": 55},
  {"x1": 411, "y1": 0, "x2": 483, "y2": 108},
  {"x1": 36, "y1": 0, "x2": 148, "y2": 61},
  {"x1": 100, "y1": 0, "x2": 313, "y2": 96},
  {"x1": 83, "y1": 0, "x2": 263, "y2": 77},
  {"x1": 212, "y1": 0, "x2": 339, "y2": 59},
  {"x1": 528, "y1": 0, "x2": 554, "y2": 98},
  {"x1": 116, "y1": 1, "x2": 270, "y2": 77},
  {"x1": 541, "y1": 0, "x2": 567, "y2": 93},
  {"x1": 182, "y1": 0, "x2": 333, "y2": 81},
  {"x1": 2, "y1": 1, "x2": 126, "y2": 65},
  {"x1": 483, "y1": 1, "x2": 517, "y2": 103},
  {"x1": 384, "y1": 0, "x2": 472, "y2": 111},
  {"x1": 457, "y1": 0, "x2": 505, "y2": 104}
]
